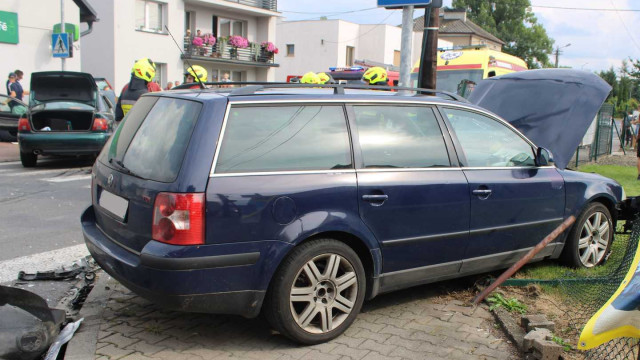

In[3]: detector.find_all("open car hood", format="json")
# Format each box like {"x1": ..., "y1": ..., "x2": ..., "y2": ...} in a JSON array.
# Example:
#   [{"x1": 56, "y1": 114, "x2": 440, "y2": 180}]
[
  {"x1": 30, "y1": 71, "x2": 98, "y2": 107},
  {"x1": 468, "y1": 69, "x2": 612, "y2": 169}
]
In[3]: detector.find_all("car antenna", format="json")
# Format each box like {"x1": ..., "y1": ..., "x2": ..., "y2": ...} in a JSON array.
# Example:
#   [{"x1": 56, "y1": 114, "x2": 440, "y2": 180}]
[{"x1": 164, "y1": 25, "x2": 205, "y2": 89}]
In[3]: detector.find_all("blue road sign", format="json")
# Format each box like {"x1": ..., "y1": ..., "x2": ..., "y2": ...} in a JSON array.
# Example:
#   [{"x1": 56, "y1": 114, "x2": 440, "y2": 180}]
[
  {"x1": 52, "y1": 33, "x2": 70, "y2": 58},
  {"x1": 378, "y1": 0, "x2": 432, "y2": 7}
]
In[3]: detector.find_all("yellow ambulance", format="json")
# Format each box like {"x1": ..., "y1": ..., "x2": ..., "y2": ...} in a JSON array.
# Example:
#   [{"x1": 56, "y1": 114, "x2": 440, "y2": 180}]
[{"x1": 412, "y1": 45, "x2": 528, "y2": 95}]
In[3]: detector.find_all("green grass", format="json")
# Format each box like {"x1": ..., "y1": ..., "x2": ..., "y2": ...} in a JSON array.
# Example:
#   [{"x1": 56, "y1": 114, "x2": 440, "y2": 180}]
[{"x1": 578, "y1": 164, "x2": 640, "y2": 196}]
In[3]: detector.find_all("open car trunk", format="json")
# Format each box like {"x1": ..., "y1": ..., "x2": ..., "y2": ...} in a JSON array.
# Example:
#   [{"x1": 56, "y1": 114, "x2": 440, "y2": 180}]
[{"x1": 31, "y1": 110, "x2": 95, "y2": 131}]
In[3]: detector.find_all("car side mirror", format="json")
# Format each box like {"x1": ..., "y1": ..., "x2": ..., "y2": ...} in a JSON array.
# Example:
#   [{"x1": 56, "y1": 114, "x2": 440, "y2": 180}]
[{"x1": 535, "y1": 147, "x2": 553, "y2": 167}]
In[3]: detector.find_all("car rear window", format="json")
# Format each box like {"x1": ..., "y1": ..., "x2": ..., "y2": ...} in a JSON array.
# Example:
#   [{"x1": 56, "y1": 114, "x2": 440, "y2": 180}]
[
  {"x1": 98, "y1": 96, "x2": 202, "y2": 182},
  {"x1": 215, "y1": 105, "x2": 352, "y2": 174}
]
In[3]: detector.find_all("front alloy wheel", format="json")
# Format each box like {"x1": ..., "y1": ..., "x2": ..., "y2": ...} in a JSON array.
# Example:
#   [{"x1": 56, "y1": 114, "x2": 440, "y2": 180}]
[
  {"x1": 577, "y1": 211, "x2": 610, "y2": 267},
  {"x1": 290, "y1": 254, "x2": 358, "y2": 334},
  {"x1": 561, "y1": 203, "x2": 613, "y2": 268}
]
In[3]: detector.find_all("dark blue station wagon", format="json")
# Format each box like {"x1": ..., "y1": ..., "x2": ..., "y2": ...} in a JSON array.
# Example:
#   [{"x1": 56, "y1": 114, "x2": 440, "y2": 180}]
[{"x1": 83, "y1": 80, "x2": 624, "y2": 344}]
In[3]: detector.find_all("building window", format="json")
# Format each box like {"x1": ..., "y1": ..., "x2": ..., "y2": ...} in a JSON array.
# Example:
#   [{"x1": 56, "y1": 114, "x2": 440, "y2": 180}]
[
  {"x1": 346, "y1": 46, "x2": 355, "y2": 66},
  {"x1": 136, "y1": 0, "x2": 166, "y2": 33},
  {"x1": 286, "y1": 44, "x2": 295, "y2": 57},
  {"x1": 155, "y1": 62, "x2": 166, "y2": 90},
  {"x1": 393, "y1": 50, "x2": 401, "y2": 67},
  {"x1": 219, "y1": 18, "x2": 246, "y2": 37}
]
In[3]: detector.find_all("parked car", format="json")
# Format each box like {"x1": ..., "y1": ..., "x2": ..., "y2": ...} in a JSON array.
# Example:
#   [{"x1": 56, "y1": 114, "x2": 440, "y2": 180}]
[
  {"x1": 17, "y1": 71, "x2": 116, "y2": 167},
  {"x1": 95, "y1": 77, "x2": 117, "y2": 108},
  {"x1": 82, "y1": 70, "x2": 623, "y2": 345},
  {"x1": 0, "y1": 94, "x2": 27, "y2": 142}
]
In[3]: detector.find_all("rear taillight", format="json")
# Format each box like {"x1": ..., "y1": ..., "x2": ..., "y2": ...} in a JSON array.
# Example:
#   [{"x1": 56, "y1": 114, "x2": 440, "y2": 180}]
[
  {"x1": 152, "y1": 193, "x2": 205, "y2": 246},
  {"x1": 92, "y1": 116, "x2": 108, "y2": 131},
  {"x1": 18, "y1": 117, "x2": 30, "y2": 132}
]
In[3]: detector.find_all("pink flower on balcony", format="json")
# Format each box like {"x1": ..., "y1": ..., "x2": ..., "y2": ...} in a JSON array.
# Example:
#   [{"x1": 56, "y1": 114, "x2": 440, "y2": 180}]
[
  {"x1": 192, "y1": 36, "x2": 204, "y2": 47},
  {"x1": 204, "y1": 34, "x2": 216, "y2": 46},
  {"x1": 261, "y1": 41, "x2": 279, "y2": 54},
  {"x1": 229, "y1": 35, "x2": 249, "y2": 49}
]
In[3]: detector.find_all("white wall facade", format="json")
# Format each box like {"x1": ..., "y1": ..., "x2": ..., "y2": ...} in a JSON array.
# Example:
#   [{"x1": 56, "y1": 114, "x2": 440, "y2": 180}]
[
  {"x1": 275, "y1": 20, "x2": 425, "y2": 81},
  {"x1": 1, "y1": 0, "x2": 82, "y2": 95},
  {"x1": 83, "y1": 0, "x2": 278, "y2": 93}
]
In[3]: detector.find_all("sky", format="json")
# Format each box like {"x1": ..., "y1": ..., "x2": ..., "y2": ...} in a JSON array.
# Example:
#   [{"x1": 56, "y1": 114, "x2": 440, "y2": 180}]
[{"x1": 276, "y1": 0, "x2": 640, "y2": 73}]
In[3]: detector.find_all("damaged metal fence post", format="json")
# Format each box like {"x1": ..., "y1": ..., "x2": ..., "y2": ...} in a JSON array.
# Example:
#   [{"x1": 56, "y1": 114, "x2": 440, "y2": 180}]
[{"x1": 472, "y1": 215, "x2": 576, "y2": 305}]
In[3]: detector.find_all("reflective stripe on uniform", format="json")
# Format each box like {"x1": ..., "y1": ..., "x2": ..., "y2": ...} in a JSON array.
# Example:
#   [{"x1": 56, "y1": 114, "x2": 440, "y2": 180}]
[{"x1": 121, "y1": 100, "x2": 136, "y2": 116}]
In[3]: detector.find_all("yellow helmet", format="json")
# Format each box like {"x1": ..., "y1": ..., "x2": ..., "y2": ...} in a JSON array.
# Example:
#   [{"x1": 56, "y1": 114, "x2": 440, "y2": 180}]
[
  {"x1": 317, "y1": 72, "x2": 335, "y2": 84},
  {"x1": 300, "y1": 72, "x2": 320, "y2": 84},
  {"x1": 131, "y1": 58, "x2": 156, "y2": 82},
  {"x1": 363, "y1": 66, "x2": 388, "y2": 85},
  {"x1": 185, "y1": 65, "x2": 207, "y2": 82}
]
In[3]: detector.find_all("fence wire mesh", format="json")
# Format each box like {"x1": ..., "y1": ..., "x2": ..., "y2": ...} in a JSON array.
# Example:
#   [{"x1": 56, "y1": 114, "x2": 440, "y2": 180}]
[{"x1": 512, "y1": 219, "x2": 639, "y2": 359}]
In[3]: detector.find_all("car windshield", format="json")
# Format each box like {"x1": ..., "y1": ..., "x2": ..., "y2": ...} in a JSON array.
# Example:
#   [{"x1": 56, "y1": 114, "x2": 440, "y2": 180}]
[
  {"x1": 30, "y1": 102, "x2": 95, "y2": 111},
  {"x1": 436, "y1": 70, "x2": 484, "y2": 94},
  {"x1": 96, "y1": 79, "x2": 111, "y2": 91}
]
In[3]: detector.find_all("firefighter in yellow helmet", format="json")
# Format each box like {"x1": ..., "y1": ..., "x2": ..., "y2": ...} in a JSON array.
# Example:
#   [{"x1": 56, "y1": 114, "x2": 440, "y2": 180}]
[
  {"x1": 362, "y1": 66, "x2": 388, "y2": 86},
  {"x1": 300, "y1": 72, "x2": 320, "y2": 84},
  {"x1": 184, "y1": 65, "x2": 208, "y2": 89},
  {"x1": 317, "y1": 72, "x2": 335, "y2": 85},
  {"x1": 116, "y1": 58, "x2": 156, "y2": 122}
]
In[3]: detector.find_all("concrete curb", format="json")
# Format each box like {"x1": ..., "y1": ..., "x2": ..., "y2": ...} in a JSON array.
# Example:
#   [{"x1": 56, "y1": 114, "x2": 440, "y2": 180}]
[
  {"x1": 64, "y1": 270, "x2": 115, "y2": 360},
  {"x1": 490, "y1": 305, "x2": 526, "y2": 351}
]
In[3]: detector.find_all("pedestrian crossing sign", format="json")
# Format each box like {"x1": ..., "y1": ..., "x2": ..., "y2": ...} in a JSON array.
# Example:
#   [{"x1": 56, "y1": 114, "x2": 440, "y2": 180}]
[{"x1": 52, "y1": 33, "x2": 70, "y2": 58}]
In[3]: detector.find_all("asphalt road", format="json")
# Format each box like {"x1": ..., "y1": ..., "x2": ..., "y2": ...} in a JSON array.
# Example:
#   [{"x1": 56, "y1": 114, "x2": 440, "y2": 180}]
[{"x1": 0, "y1": 149, "x2": 94, "y2": 281}]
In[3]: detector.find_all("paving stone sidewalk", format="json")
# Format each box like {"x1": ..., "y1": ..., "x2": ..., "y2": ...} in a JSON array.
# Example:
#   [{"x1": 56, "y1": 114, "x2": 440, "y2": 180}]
[{"x1": 71, "y1": 274, "x2": 518, "y2": 360}]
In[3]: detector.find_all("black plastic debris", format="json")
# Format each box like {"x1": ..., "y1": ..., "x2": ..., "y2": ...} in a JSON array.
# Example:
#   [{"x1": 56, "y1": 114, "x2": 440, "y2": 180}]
[{"x1": 0, "y1": 285, "x2": 66, "y2": 360}]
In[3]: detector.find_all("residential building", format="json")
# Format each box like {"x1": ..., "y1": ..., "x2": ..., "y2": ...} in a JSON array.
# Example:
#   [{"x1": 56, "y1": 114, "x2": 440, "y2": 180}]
[
  {"x1": 0, "y1": 0, "x2": 96, "y2": 94},
  {"x1": 413, "y1": 9, "x2": 504, "y2": 51},
  {"x1": 82, "y1": 0, "x2": 279, "y2": 93},
  {"x1": 275, "y1": 19, "x2": 452, "y2": 81}
]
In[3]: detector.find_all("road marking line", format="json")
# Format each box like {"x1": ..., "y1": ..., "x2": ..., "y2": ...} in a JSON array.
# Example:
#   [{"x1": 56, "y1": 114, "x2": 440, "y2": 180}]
[
  {"x1": 0, "y1": 244, "x2": 90, "y2": 283},
  {"x1": 43, "y1": 174, "x2": 92, "y2": 183},
  {"x1": 0, "y1": 161, "x2": 21, "y2": 166}
]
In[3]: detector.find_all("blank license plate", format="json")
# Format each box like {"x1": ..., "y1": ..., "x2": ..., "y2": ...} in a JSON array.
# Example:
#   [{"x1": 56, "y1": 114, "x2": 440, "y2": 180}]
[{"x1": 99, "y1": 189, "x2": 129, "y2": 220}]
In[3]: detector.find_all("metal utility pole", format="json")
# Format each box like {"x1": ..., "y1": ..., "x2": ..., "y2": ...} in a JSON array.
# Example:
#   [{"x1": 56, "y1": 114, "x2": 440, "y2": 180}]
[
  {"x1": 60, "y1": 0, "x2": 65, "y2": 71},
  {"x1": 554, "y1": 43, "x2": 571, "y2": 68},
  {"x1": 399, "y1": 6, "x2": 414, "y2": 89},
  {"x1": 417, "y1": 6, "x2": 439, "y2": 89}
]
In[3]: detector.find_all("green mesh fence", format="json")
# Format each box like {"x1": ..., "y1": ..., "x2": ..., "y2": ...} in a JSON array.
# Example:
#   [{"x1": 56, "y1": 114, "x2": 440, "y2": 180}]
[{"x1": 505, "y1": 220, "x2": 640, "y2": 359}]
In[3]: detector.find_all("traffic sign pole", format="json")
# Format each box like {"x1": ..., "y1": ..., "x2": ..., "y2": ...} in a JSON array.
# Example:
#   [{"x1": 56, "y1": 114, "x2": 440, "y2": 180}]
[{"x1": 61, "y1": 0, "x2": 65, "y2": 71}]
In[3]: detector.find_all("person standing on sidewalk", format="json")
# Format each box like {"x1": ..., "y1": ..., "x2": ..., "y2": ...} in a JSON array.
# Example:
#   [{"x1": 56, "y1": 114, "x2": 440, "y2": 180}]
[{"x1": 9, "y1": 70, "x2": 29, "y2": 102}]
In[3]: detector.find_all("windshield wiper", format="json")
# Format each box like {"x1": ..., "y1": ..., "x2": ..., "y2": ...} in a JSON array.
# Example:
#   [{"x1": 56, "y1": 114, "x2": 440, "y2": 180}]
[{"x1": 109, "y1": 158, "x2": 145, "y2": 179}]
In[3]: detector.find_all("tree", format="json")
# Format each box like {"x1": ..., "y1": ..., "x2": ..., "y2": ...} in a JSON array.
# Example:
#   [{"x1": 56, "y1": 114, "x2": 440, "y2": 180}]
[{"x1": 451, "y1": 0, "x2": 555, "y2": 69}]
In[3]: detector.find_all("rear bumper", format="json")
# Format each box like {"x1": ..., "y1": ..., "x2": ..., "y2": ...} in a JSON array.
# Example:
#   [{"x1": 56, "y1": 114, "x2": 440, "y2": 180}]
[
  {"x1": 19, "y1": 132, "x2": 110, "y2": 155},
  {"x1": 81, "y1": 206, "x2": 293, "y2": 317}
]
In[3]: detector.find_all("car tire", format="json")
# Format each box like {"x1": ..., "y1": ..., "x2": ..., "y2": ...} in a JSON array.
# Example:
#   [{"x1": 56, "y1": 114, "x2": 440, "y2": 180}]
[
  {"x1": 264, "y1": 239, "x2": 366, "y2": 344},
  {"x1": 0, "y1": 130, "x2": 16, "y2": 142},
  {"x1": 20, "y1": 151, "x2": 37, "y2": 167},
  {"x1": 560, "y1": 202, "x2": 613, "y2": 268}
]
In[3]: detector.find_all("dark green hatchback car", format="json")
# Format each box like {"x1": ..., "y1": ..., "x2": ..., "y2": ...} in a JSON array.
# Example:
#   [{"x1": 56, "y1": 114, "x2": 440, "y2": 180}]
[{"x1": 17, "y1": 71, "x2": 115, "y2": 167}]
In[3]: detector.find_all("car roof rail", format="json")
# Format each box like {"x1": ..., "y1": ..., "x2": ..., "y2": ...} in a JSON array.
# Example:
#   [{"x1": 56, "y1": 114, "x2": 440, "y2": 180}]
[{"x1": 171, "y1": 82, "x2": 466, "y2": 102}]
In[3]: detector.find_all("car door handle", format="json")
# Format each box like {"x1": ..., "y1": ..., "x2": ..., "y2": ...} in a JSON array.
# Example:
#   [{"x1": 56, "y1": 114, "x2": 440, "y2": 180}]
[
  {"x1": 472, "y1": 189, "x2": 492, "y2": 196},
  {"x1": 362, "y1": 194, "x2": 389, "y2": 203}
]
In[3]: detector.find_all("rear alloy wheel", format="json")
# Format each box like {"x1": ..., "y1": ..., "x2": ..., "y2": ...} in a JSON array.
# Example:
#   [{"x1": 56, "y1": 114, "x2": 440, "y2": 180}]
[
  {"x1": 20, "y1": 151, "x2": 37, "y2": 167},
  {"x1": 264, "y1": 239, "x2": 365, "y2": 344},
  {"x1": 561, "y1": 203, "x2": 612, "y2": 268}
]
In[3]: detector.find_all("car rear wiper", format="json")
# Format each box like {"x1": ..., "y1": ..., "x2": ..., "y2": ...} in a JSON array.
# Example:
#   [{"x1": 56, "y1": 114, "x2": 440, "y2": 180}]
[{"x1": 108, "y1": 158, "x2": 145, "y2": 180}]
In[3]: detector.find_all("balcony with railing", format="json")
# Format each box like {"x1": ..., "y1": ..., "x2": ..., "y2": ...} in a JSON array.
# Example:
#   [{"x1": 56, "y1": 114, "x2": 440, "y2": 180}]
[
  {"x1": 223, "y1": 0, "x2": 277, "y2": 12},
  {"x1": 182, "y1": 36, "x2": 278, "y2": 67}
]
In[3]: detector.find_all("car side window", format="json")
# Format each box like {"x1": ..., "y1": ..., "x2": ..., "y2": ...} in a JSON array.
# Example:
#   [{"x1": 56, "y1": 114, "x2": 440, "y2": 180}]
[
  {"x1": 216, "y1": 105, "x2": 352, "y2": 173},
  {"x1": 443, "y1": 108, "x2": 536, "y2": 167},
  {"x1": 352, "y1": 105, "x2": 450, "y2": 168}
]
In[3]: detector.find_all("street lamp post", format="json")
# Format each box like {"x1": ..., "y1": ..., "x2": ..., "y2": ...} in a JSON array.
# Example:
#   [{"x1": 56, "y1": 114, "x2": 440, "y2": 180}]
[{"x1": 554, "y1": 43, "x2": 571, "y2": 68}]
